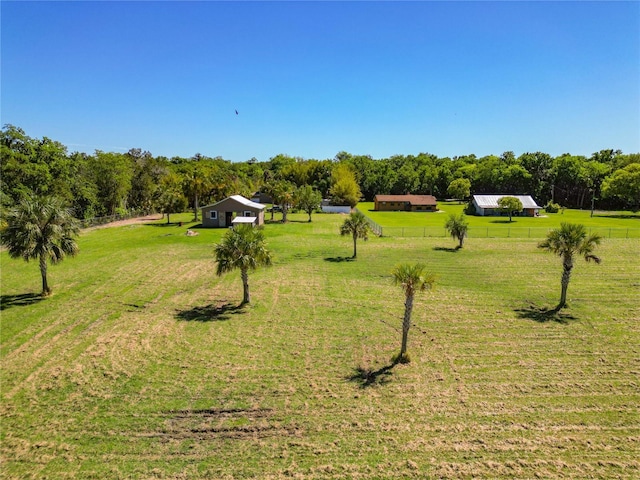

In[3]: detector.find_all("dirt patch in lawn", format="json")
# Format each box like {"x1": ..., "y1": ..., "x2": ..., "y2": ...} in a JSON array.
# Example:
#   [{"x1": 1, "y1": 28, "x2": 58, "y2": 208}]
[{"x1": 84, "y1": 214, "x2": 164, "y2": 231}]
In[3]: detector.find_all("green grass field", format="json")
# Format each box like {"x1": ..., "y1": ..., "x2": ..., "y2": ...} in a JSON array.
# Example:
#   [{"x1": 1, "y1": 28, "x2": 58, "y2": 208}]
[
  {"x1": 2, "y1": 212, "x2": 639, "y2": 479},
  {"x1": 359, "y1": 202, "x2": 640, "y2": 238}
]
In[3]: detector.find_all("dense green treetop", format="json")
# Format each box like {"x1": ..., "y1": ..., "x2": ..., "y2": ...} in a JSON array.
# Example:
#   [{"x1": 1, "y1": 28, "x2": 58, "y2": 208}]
[
  {"x1": 497, "y1": 196, "x2": 524, "y2": 222},
  {"x1": 601, "y1": 163, "x2": 640, "y2": 210}
]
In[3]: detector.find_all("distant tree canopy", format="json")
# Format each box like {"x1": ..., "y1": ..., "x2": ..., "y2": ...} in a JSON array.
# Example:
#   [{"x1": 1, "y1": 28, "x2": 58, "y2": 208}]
[
  {"x1": 2, "y1": 125, "x2": 638, "y2": 218},
  {"x1": 497, "y1": 196, "x2": 523, "y2": 222},
  {"x1": 447, "y1": 178, "x2": 471, "y2": 202},
  {"x1": 329, "y1": 163, "x2": 362, "y2": 207},
  {"x1": 601, "y1": 163, "x2": 640, "y2": 211},
  {"x1": 294, "y1": 185, "x2": 322, "y2": 222}
]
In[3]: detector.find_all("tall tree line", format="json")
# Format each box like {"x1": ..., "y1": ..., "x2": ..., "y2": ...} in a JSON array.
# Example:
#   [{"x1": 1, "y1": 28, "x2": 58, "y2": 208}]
[
  {"x1": 2, "y1": 125, "x2": 638, "y2": 218},
  {"x1": 1, "y1": 126, "x2": 265, "y2": 219},
  {"x1": 339, "y1": 150, "x2": 639, "y2": 210}
]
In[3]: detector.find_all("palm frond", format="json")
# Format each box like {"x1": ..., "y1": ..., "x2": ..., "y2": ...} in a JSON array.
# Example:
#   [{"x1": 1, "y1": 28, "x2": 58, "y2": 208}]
[
  {"x1": 392, "y1": 263, "x2": 435, "y2": 295},
  {"x1": 214, "y1": 224, "x2": 272, "y2": 276}
]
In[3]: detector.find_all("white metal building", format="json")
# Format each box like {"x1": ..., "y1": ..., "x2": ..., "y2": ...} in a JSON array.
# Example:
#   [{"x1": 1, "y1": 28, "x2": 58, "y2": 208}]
[{"x1": 472, "y1": 195, "x2": 542, "y2": 217}]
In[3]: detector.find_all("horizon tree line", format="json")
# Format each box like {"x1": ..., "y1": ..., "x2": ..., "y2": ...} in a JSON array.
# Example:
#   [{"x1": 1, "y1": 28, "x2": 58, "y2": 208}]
[{"x1": 2, "y1": 125, "x2": 639, "y2": 223}]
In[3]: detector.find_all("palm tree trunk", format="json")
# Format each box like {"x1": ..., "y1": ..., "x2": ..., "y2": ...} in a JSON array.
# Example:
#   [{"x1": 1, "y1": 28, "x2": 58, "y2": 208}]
[
  {"x1": 458, "y1": 235, "x2": 464, "y2": 248},
  {"x1": 194, "y1": 193, "x2": 199, "y2": 221},
  {"x1": 39, "y1": 254, "x2": 51, "y2": 296},
  {"x1": 558, "y1": 255, "x2": 573, "y2": 309},
  {"x1": 400, "y1": 293, "x2": 414, "y2": 356},
  {"x1": 241, "y1": 267, "x2": 250, "y2": 304},
  {"x1": 352, "y1": 234, "x2": 357, "y2": 258}
]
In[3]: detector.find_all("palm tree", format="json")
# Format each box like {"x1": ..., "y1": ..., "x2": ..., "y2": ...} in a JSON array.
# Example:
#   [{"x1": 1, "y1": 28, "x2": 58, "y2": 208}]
[
  {"x1": 1, "y1": 194, "x2": 80, "y2": 296},
  {"x1": 182, "y1": 163, "x2": 212, "y2": 222},
  {"x1": 260, "y1": 175, "x2": 278, "y2": 221},
  {"x1": 538, "y1": 223, "x2": 602, "y2": 309},
  {"x1": 392, "y1": 263, "x2": 435, "y2": 363},
  {"x1": 444, "y1": 213, "x2": 469, "y2": 249},
  {"x1": 339, "y1": 211, "x2": 370, "y2": 259},
  {"x1": 214, "y1": 224, "x2": 272, "y2": 305},
  {"x1": 271, "y1": 180, "x2": 295, "y2": 223}
]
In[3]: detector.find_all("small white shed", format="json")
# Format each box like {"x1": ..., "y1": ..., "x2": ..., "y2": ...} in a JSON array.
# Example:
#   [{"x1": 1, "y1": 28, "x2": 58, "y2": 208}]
[{"x1": 201, "y1": 195, "x2": 266, "y2": 228}]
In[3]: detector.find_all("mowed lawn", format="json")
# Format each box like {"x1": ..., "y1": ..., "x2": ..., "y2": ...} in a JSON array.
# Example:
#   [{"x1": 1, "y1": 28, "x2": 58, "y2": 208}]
[{"x1": 1, "y1": 212, "x2": 639, "y2": 479}]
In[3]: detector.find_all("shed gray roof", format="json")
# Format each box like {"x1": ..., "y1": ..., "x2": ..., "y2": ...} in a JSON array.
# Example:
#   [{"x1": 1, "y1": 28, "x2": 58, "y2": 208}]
[
  {"x1": 473, "y1": 195, "x2": 541, "y2": 209},
  {"x1": 202, "y1": 195, "x2": 266, "y2": 210},
  {"x1": 231, "y1": 216, "x2": 257, "y2": 224}
]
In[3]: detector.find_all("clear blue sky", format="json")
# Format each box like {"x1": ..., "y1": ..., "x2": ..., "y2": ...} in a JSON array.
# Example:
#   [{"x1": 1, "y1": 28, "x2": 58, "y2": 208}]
[{"x1": 2, "y1": 1, "x2": 639, "y2": 162}]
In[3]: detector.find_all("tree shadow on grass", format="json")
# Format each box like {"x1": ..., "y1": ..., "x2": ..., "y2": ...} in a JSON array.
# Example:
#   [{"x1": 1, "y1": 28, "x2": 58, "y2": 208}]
[
  {"x1": 324, "y1": 256, "x2": 355, "y2": 263},
  {"x1": 515, "y1": 304, "x2": 577, "y2": 324},
  {"x1": 0, "y1": 293, "x2": 44, "y2": 311},
  {"x1": 593, "y1": 214, "x2": 639, "y2": 220},
  {"x1": 175, "y1": 302, "x2": 246, "y2": 322},
  {"x1": 284, "y1": 219, "x2": 311, "y2": 224},
  {"x1": 489, "y1": 219, "x2": 516, "y2": 224},
  {"x1": 347, "y1": 362, "x2": 397, "y2": 388},
  {"x1": 433, "y1": 246, "x2": 460, "y2": 253},
  {"x1": 146, "y1": 222, "x2": 191, "y2": 228}
]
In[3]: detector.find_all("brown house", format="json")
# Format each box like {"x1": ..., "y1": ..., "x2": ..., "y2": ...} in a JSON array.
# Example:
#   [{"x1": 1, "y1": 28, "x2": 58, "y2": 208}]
[
  {"x1": 374, "y1": 194, "x2": 438, "y2": 212},
  {"x1": 201, "y1": 195, "x2": 265, "y2": 228}
]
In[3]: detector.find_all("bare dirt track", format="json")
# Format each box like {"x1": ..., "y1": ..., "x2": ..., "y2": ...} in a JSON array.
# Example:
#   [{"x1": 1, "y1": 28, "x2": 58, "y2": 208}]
[{"x1": 83, "y1": 214, "x2": 164, "y2": 231}]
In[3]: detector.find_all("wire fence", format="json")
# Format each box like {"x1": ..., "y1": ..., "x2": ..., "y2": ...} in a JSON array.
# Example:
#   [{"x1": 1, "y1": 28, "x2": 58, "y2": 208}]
[
  {"x1": 363, "y1": 216, "x2": 384, "y2": 236},
  {"x1": 80, "y1": 210, "x2": 150, "y2": 229},
  {"x1": 370, "y1": 225, "x2": 640, "y2": 239},
  {"x1": 354, "y1": 210, "x2": 640, "y2": 239}
]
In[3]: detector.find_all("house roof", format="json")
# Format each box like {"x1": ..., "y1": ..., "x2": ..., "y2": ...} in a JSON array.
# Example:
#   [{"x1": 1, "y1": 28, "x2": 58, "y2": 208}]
[
  {"x1": 202, "y1": 195, "x2": 266, "y2": 210},
  {"x1": 374, "y1": 194, "x2": 437, "y2": 205},
  {"x1": 473, "y1": 195, "x2": 541, "y2": 209}
]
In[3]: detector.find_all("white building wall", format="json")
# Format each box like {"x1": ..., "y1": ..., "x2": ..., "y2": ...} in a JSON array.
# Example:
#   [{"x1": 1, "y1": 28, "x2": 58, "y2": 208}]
[{"x1": 321, "y1": 206, "x2": 351, "y2": 214}]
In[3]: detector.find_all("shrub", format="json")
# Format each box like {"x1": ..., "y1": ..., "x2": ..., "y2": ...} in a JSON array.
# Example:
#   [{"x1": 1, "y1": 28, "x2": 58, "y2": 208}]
[
  {"x1": 464, "y1": 201, "x2": 476, "y2": 215},
  {"x1": 114, "y1": 207, "x2": 130, "y2": 218},
  {"x1": 545, "y1": 202, "x2": 561, "y2": 213}
]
